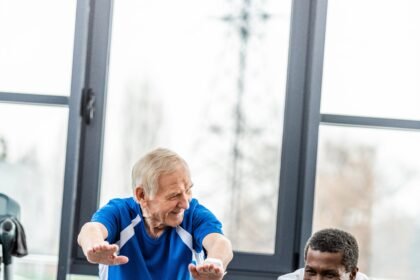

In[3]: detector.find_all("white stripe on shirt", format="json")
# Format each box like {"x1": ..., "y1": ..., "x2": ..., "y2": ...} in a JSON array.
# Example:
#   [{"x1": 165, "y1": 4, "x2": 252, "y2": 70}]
[
  {"x1": 116, "y1": 214, "x2": 141, "y2": 249},
  {"x1": 99, "y1": 215, "x2": 141, "y2": 280},
  {"x1": 176, "y1": 225, "x2": 205, "y2": 265},
  {"x1": 99, "y1": 264, "x2": 108, "y2": 280}
]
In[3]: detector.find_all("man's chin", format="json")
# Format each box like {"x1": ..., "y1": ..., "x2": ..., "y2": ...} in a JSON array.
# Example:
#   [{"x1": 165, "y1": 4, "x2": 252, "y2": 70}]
[{"x1": 167, "y1": 213, "x2": 184, "y2": 227}]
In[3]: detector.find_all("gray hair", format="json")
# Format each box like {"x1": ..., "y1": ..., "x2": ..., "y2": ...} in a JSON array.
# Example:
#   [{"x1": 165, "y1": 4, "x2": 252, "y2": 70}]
[
  {"x1": 131, "y1": 148, "x2": 190, "y2": 197},
  {"x1": 304, "y1": 228, "x2": 359, "y2": 272}
]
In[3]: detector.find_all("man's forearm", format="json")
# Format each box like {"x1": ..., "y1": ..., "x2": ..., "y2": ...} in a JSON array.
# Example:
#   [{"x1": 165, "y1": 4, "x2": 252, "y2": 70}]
[
  {"x1": 203, "y1": 233, "x2": 233, "y2": 270},
  {"x1": 77, "y1": 222, "x2": 108, "y2": 255}
]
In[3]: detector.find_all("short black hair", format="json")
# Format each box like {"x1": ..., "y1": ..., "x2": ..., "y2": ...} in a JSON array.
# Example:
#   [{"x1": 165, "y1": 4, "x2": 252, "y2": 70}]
[{"x1": 304, "y1": 228, "x2": 359, "y2": 272}]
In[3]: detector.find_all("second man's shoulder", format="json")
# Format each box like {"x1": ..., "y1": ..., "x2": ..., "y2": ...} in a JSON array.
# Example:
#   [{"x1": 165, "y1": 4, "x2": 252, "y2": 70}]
[
  {"x1": 356, "y1": 272, "x2": 369, "y2": 280},
  {"x1": 277, "y1": 268, "x2": 303, "y2": 280}
]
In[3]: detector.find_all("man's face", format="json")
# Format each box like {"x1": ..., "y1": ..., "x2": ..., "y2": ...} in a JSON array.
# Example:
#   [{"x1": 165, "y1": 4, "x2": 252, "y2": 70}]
[
  {"x1": 303, "y1": 248, "x2": 357, "y2": 280},
  {"x1": 141, "y1": 165, "x2": 193, "y2": 228}
]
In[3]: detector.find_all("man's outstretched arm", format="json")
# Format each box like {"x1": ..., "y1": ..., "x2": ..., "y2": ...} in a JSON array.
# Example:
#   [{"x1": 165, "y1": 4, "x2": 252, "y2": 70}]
[
  {"x1": 189, "y1": 233, "x2": 233, "y2": 279},
  {"x1": 77, "y1": 222, "x2": 129, "y2": 265}
]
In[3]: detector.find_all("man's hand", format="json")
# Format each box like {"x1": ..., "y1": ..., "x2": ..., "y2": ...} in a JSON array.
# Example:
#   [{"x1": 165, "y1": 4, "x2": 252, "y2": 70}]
[
  {"x1": 85, "y1": 241, "x2": 129, "y2": 265},
  {"x1": 188, "y1": 261, "x2": 224, "y2": 280},
  {"x1": 78, "y1": 222, "x2": 128, "y2": 266}
]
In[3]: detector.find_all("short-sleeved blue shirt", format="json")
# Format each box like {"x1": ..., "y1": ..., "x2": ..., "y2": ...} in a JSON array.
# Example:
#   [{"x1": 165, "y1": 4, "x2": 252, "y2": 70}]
[{"x1": 91, "y1": 197, "x2": 223, "y2": 280}]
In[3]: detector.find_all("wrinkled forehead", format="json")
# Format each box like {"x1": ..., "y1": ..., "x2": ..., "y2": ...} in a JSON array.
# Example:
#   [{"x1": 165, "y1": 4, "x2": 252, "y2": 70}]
[{"x1": 157, "y1": 164, "x2": 191, "y2": 188}]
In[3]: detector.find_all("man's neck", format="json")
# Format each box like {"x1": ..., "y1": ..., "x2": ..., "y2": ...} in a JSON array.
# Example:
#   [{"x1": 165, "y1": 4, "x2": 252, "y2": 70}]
[{"x1": 144, "y1": 217, "x2": 166, "y2": 238}]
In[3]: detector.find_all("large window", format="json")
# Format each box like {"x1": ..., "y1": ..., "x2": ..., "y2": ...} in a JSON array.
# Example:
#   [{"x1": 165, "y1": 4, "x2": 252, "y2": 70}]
[
  {"x1": 321, "y1": 0, "x2": 420, "y2": 120},
  {"x1": 0, "y1": 104, "x2": 68, "y2": 279},
  {"x1": 313, "y1": 1, "x2": 420, "y2": 279},
  {"x1": 0, "y1": 1, "x2": 77, "y2": 279},
  {"x1": 100, "y1": 0, "x2": 291, "y2": 254},
  {"x1": 10, "y1": 0, "x2": 420, "y2": 279},
  {"x1": 69, "y1": 0, "x2": 320, "y2": 279},
  {"x1": 0, "y1": 1, "x2": 76, "y2": 96},
  {"x1": 314, "y1": 126, "x2": 420, "y2": 279}
]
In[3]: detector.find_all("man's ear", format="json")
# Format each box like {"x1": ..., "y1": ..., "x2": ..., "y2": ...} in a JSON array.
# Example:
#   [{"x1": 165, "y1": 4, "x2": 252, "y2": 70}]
[
  {"x1": 134, "y1": 186, "x2": 146, "y2": 204},
  {"x1": 349, "y1": 267, "x2": 358, "y2": 280}
]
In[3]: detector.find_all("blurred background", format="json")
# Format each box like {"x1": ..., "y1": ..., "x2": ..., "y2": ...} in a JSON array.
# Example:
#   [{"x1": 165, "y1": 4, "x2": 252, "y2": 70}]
[{"x1": 1, "y1": 0, "x2": 420, "y2": 279}]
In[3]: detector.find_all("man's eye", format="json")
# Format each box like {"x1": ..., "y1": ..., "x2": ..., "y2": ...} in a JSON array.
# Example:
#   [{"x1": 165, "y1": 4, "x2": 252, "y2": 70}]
[
  {"x1": 305, "y1": 269, "x2": 316, "y2": 276},
  {"x1": 325, "y1": 273, "x2": 338, "y2": 279}
]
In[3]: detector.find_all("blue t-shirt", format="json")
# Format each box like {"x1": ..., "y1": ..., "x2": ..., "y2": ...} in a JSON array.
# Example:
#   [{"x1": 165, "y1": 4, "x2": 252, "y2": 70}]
[{"x1": 91, "y1": 197, "x2": 223, "y2": 280}]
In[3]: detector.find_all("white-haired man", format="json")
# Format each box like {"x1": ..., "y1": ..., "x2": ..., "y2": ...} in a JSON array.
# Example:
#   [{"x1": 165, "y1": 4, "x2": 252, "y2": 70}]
[{"x1": 78, "y1": 148, "x2": 233, "y2": 280}]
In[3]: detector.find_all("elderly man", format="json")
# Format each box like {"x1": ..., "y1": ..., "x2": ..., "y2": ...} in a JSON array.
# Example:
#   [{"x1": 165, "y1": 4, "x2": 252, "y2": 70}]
[
  {"x1": 278, "y1": 228, "x2": 368, "y2": 280},
  {"x1": 78, "y1": 148, "x2": 233, "y2": 280}
]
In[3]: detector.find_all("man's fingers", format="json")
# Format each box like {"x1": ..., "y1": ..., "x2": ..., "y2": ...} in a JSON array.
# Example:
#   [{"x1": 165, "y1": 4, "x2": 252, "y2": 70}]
[
  {"x1": 92, "y1": 243, "x2": 118, "y2": 253},
  {"x1": 198, "y1": 263, "x2": 222, "y2": 274},
  {"x1": 112, "y1": 255, "x2": 129, "y2": 265},
  {"x1": 86, "y1": 244, "x2": 128, "y2": 265},
  {"x1": 189, "y1": 263, "x2": 223, "y2": 279},
  {"x1": 188, "y1": 264, "x2": 200, "y2": 277}
]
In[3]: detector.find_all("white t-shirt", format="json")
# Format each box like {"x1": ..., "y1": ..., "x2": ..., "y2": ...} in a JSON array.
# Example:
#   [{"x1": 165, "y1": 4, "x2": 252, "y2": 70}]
[{"x1": 278, "y1": 268, "x2": 369, "y2": 280}]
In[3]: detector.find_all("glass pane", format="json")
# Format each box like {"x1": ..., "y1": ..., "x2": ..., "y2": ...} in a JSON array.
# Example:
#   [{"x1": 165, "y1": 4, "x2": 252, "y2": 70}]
[
  {"x1": 321, "y1": 0, "x2": 420, "y2": 120},
  {"x1": 100, "y1": 0, "x2": 291, "y2": 254},
  {"x1": 0, "y1": 0, "x2": 77, "y2": 95},
  {"x1": 0, "y1": 103, "x2": 68, "y2": 279},
  {"x1": 314, "y1": 125, "x2": 420, "y2": 279}
]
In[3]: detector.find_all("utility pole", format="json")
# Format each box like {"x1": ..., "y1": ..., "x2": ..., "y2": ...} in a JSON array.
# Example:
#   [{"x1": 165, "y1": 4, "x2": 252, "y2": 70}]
[{"x1": 220, "y1": 0, "x2": 271, "y2": 241}]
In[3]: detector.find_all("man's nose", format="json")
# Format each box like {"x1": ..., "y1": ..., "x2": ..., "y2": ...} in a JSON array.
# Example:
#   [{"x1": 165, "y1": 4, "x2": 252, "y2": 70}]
[{"x1": 178, "y1": 192, "x2": 190, "y2": 209}]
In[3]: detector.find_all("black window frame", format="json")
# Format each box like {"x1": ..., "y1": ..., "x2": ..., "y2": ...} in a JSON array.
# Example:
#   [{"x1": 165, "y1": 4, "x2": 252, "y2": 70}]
[
  {"x1": 57, "y1": 0, "x2": 330, "y2": 279},
  {"x1": 0, "y1": 1, "x2": 82, "y2": 279}
]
